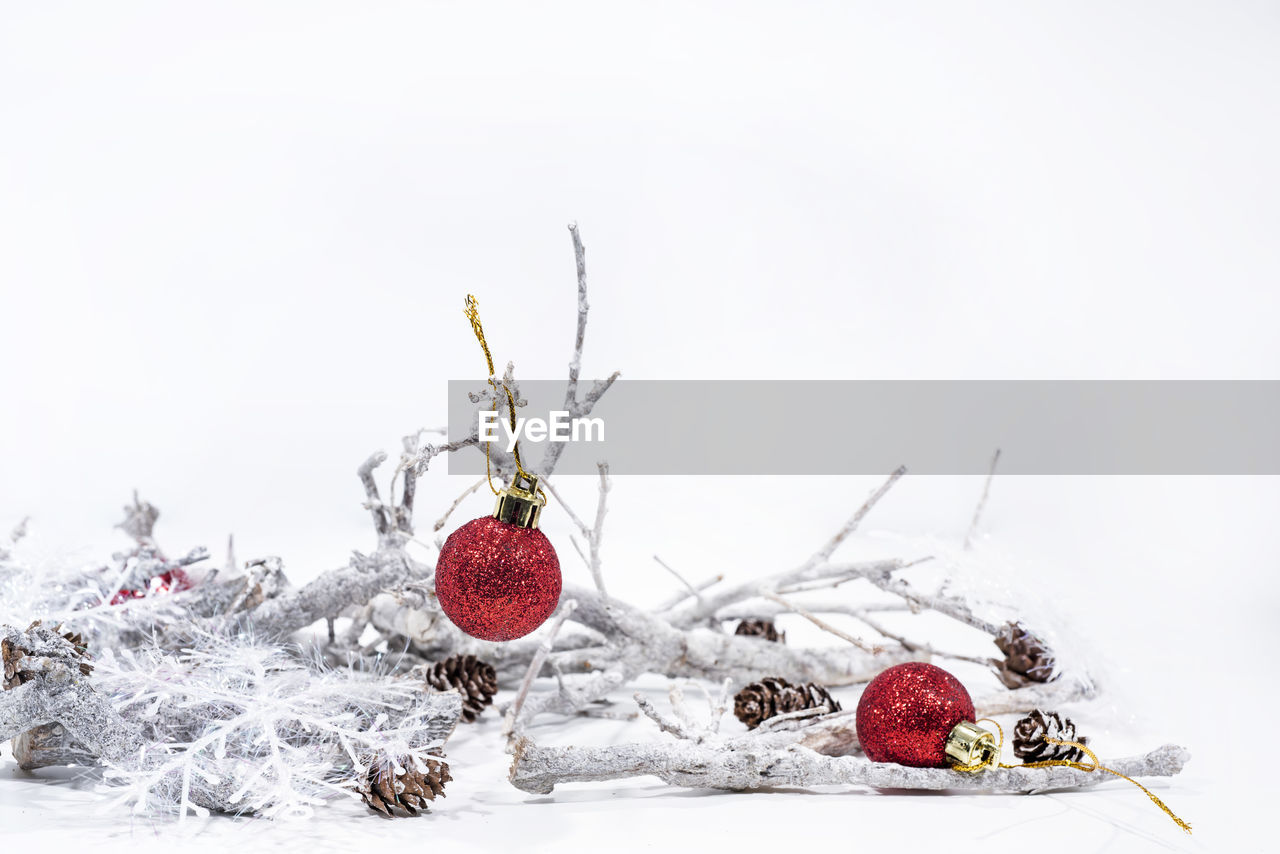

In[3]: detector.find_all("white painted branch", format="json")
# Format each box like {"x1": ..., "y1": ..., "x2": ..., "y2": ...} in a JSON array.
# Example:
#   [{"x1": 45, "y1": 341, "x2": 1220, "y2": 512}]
[
  {"x1": 587, "y1": 463, "x2": 610, "y2": 597},
  {"x1": 843, "y1": 609, "x2": 995, "y2": 667},
  {"x1": 964, "y1": 448, "x2": 1001, "y2": 550},
  {"x1": 540, "y1": 224, "x2": 620, "y2": 476},
  {"x1": 505, "y1": 600, "x2": 578, "y2": 737},
  {"x1": 710, "y1": 599, "x2": 910, "y2": 622},
  {"x1": 556, "y1": 583, "x2": 920, "y2": 686},
  {"x1": 802, "y1": 466, "x2": 906, "y2": 571},
  {"x1": 432, "y1": 477, "x2": 489, "y2": 533},
  {"x1": 858, "y1": 569, "x2": 1004, "y2": 637},
  {"x1": 975, "y1": 677, "x2": 1096, "y2": 715},
  {"x1": 563, "y1": 222, "x2": 589, "y2": 411},
  {"x1": 230, "y1": 547, "x2": 419, "y2": 639},
  {"x1": 760, "y1": 590, "x2": 882, "y2": 653},
  {"x1": 510, "y1": 738, "x2": 1189, "y2": 795},
  {"x1": 540, "y1": 478, "x2": 589, "y2": 535},
  {"x1": 652, "y1": 557, "x2": 714, "y2": 614},
  {"x1": 668, "y1": 558, "x2": 912, "y2": 630},
  {"x1": 358, "y1": 452, "x2": 394, "y2": 537},
  {"x1": 509, "y1": 680, "x2": 1177, "y2": 797}
]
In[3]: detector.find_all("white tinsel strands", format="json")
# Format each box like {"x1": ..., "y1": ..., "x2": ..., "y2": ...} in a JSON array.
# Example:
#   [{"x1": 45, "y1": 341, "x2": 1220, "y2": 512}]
[{"x1": 92, "y1": 639, "x2": 462, "y2": 820}]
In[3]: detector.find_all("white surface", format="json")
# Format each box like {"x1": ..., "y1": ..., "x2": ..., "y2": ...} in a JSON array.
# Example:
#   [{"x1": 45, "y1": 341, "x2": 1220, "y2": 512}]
[{"x1": 1, "y1": 2, "x2": 1277, "y2": 851}]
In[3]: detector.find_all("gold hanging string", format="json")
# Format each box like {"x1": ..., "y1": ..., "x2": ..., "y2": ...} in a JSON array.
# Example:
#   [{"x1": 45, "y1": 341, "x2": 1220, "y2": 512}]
[
  {"x1": 953, "y1": 718, "x2": 1191, "y2": 834},
  {"x1": 464, "y1": 295, "x2": 539, "y2": 497}
]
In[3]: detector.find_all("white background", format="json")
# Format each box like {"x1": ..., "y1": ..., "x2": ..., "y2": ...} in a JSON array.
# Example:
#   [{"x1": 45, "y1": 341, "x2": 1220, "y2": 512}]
[{"x1": 2, "y1": 2, "x2": 1277, "y2": 852}]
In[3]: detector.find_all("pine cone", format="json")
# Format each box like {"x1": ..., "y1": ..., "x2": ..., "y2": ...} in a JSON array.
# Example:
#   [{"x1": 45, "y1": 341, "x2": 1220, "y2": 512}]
[
  {"x1": 2, "y1": 623, "x2": 91, "y2": 690},
  {"x1": 734, "y1": 676, "x2": 841, "y2": 729},
  {"x1": 60, "y1": 629, "x2": 90, "y2": 665},
  {"x1": 359, "y1": 757, "x2": 451, "y2": 817},
  {"x1": 1013, "y1": 709, "x2": 1088, "y2": 763},
  {"x1": 993, "y1": 622, "x2": 1056, "y2": 686},
  {"x1": 734, "y1": 619, "x2": 784, "y2": 643},
  {"x1": 1, "y1": 637, "x2": 27, "y2": 691},
  {"x1": 422, "y1": 654, "x2": 498, "y2": 723}
]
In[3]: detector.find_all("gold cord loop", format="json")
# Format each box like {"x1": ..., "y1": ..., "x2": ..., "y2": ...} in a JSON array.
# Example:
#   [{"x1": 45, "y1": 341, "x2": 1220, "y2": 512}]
[
  {"x1": 951, "y1": 718, "x2": 1190, "y2": 834},
  {"x1": 463, "y1": 295, "x2": 543, "y2": 499},
  {"x1": 1039, "y1": 737, "x2": 1192, "y2": 835}
]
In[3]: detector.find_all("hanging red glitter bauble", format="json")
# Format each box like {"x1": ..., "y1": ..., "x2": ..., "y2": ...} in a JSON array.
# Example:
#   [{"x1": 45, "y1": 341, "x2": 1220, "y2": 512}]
[
  {"x1": 435, "y1": 515, "x2": 561, "y2": 642},
  {"x1": 856, "y1": 661, "x2": 977, "y2": 767}
]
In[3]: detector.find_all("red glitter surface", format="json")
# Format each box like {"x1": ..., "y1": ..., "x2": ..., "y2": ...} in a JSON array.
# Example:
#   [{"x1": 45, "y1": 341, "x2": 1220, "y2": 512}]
[
  {"x1": 435, "y1": 516, "x2": 562, "y2": 642},
  {"x1": 855, "y1": 662, "x2": 976, "y2": 768},
  {"x1": 109, "y1": 567, "x2": 192, "y2": 605}
]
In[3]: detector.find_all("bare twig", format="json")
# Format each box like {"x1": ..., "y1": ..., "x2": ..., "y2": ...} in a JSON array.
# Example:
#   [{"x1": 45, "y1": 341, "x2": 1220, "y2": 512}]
[
  {"x1": 635, "y1": 692, "x2": 696, "y2": 740},
  {"x1": 964, "y1": 448, "x2": 1001, "y2": 550},
  {"x1": 845, "y1": 609, "x2": 994, "y2": 667},
  {"x1": 760, "y1": 591, "x2": 882, "y2": 654},
  {"x1": 652, "y1": 571, "x2": 723, "y2": 613},
  {"x1": 357, "y1": 452, "x2": 392, "y2": 538},
  {"x1": 564, "y1": 222, "x2": 590, "y2": 410},
  {"x1": 668, "y1": 557, "x2": 913, "y2": 629},
  {"x1": 432, "y1": 477, "x2": 489, "y2": 533},
  {"x1": 754, "y1": 704, "x2": 835, "y2": 732},
  {"x1": 664, "y1": 468, "x2": 909, "y2": 631},
  {"x1": 504, "y1": 599, "x2": 579, "y2": 737},
  {"x1": 541, "y1": 477, "x2": 590, "y2": 534},
  {"x1": 540, "y1": 223, "x2": 620, "y2": 477},
  {"x1": 587, "y1": 463, "x2": 611, "y2": 597},
  {"x1": 653, "y1": 556, "x2": 711, "y2": 612},
  {"x1": 713, "y1": 600, "x2": 911, "y2": 621},
  {"x1": 802, "y1": 466, "x2": 906, "y2": 571},
  {"x1": 395, "y1": 431, "x2": 421, "y2": 534},
  {"x1": 860, "y1": 571, "x2": 1003, "y2": 637}
]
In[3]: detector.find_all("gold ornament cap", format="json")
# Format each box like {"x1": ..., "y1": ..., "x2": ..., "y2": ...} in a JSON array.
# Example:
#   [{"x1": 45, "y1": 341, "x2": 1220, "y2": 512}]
[
  {"x1": 945, "y1": 720, "x2": 999, "y2": 768},
  {"x1": 493, "y1": 471, "x2": 546, "y2": 529}
]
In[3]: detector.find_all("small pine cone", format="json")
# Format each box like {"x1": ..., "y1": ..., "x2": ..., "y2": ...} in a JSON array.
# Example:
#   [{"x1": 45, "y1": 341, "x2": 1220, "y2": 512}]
[
  {"x1": 993, "y1": 622, "x2": 1056, "y2": 685},
  {"x1": 2, "y1": 637, "x2": 28, "y2": 691},
  {"x1": 423, "y1": 654, "x2": 498, "y2": 723},
  {"x1": 1013, "y1": 709, "x2": 1088, "y2": 763},
  {"x1": 734, "y1": 619, "x2": 785, "y2": 643},
  {"x1": 59, "y1": 629, "x2": 93, "y2": 677},
  {"x1": 1, "y1": 624, "x2": 90, "y2": 691},
  {"x1": 734, "y1": 676, "x2": 842, "y2": 729},
  {"x1": 360, "y1": 757, "x2": 451, "y2": 817},
  {"x1": 799, "y1": 683, "x2": 841, "y2": 718}
]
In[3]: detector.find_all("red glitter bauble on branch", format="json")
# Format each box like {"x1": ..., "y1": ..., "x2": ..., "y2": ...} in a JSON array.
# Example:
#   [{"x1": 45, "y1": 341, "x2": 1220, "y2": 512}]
[
  {"x1": 109, "y1": 566, "x2": 192, "y2": 605},
  {"x1": 435, "y1": 472, "x2": 561, "y2": 642},
  {"x1": 855, "y1": 661, "x2": 997, "y2": 768}
]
